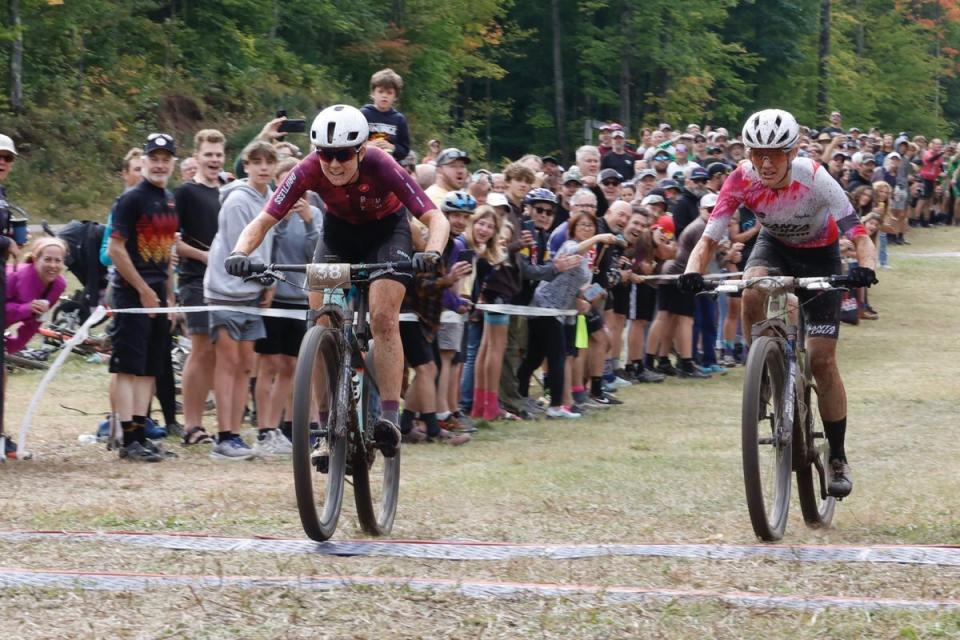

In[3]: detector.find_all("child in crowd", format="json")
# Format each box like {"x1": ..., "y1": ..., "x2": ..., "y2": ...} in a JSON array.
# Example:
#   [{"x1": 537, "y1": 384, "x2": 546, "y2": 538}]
[{"x1": 361, "y1": 68, "x2": 411, "y2": 163}]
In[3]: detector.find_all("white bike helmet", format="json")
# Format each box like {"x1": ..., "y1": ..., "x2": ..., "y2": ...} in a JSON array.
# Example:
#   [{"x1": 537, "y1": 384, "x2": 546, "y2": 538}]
[
  {"x1": 741, "y1": 109, "x2": 800, "y2": 150},
  {"x1": 310, "y1": 104, "x2": 369, "y2": 148}
]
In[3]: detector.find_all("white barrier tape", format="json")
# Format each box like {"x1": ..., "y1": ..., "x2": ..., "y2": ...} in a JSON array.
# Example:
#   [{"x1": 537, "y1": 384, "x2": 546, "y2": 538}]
[
  {"x1": 475, "y1": 303, "x2": 577, "y2": 317},
  {"x1": 0, "y1": 566, "x2": 956, "y2": 611},
  {"x1": 14, "y1": 306, "x2": 110, "y2": 459},
  {"x1": 111, "y1": 304, "x2": 308, "y2": 320}
]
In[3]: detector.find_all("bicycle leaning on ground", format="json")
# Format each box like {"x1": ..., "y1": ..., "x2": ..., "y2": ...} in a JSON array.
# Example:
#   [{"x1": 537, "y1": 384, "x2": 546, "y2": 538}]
[
  {"x1": 247, "y1": 260, "x2": 416, "y2": 541},
  {"x1": 706, "y1": 274, "x2": 861, "y2": 542}
]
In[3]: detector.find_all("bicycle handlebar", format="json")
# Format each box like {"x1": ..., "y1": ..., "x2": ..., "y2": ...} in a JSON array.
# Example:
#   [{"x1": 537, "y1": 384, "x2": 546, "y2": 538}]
[
  {"x1": 245, "y1": 261, "x2": 417, "y2": 288},
  {"x1": 703, "y1": 274, "x2": 853, "y2": 294}
]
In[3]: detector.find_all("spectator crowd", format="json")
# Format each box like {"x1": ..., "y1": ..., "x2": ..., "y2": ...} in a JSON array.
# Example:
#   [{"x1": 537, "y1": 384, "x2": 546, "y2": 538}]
[{"x1": 2, "y1": 68, "x2": 956, "y2": 460}]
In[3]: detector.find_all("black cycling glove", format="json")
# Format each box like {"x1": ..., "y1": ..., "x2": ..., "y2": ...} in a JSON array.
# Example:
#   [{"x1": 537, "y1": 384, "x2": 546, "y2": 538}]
[
  {"x1": 412, "y1": 251, "x2": 442, "y2": 273},
  {"x1": 847, "y1": 266, "x2": 878, "y2": 288},
  {"x1": 224, "y1": 251, "x2": 252, "y2": 277},
  {"x1": 677, "y1": 272, "x2": 705, "y2": 293}
]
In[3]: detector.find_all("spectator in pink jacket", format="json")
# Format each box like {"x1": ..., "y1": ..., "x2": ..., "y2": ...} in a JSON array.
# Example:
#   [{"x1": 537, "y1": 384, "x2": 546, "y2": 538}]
[{"x1": 5, "y1": 237, "x2": 67, "y2": 354}]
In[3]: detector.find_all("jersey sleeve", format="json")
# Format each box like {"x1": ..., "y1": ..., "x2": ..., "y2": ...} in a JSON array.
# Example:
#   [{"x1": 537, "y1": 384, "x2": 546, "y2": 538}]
[
  {"x1": 703, "y1": 165, "x2": 746, "y2": 241},
  {"x1": 265, "y1": 155, "x2": 318, "y2": 221},
  {"x1": 816, "y1": 164, "x2": 866, "y2": 240},
  {"x1": 374, "y1": 147, "x2": 434, "y2": 218},
  {"x1": 110, "y1": 190, "x2": 138, "y2": 240}
]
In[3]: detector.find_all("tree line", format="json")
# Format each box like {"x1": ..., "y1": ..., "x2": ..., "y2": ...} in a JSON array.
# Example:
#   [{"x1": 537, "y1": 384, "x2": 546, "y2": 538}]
[{"x1": 0, "y1": 0, "x2": 957, "y2": 219}]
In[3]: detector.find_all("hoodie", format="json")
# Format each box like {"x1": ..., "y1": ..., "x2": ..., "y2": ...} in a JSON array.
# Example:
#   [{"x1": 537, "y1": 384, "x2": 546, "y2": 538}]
[
  {"x1": 203, "y1": 180, "x2": 274, "y2": 302},
  {"x1": 270, "y1": 207, "x2": 320, "y2": 304},
  {"x1": 5, "y1": 263, "x2": 67, "y2": 353},
  {"x1": 361, "y1": 104, "x2": 411, "y2": 162}
]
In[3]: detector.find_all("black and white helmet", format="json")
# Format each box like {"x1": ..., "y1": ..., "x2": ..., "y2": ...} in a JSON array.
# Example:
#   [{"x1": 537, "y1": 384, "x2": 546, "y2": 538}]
[
  {"x1": 741, "y1": 109, "x2": 800, "y2": 150},
  {"x1": 310, "y1": 105, "x2": 369, "y2": 148}
]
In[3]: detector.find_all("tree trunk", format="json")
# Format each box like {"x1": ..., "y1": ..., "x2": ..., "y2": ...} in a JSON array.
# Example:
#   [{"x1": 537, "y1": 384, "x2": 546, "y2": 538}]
[
  {"x1": 9, "y1": 0, "x2": 23, "y2": 113},
  {"x1": 551, "y1": 0, "x2": 568, "y2": 159},
  {"x1": 618, "y1": 5, "x2": 631, "y2": 133},
  {"x1": 817, "y1": 0, "x2": 831, "y2": 120},
  {"x1": 854, "y1": 0, "x2": 864, "y2": 57}
]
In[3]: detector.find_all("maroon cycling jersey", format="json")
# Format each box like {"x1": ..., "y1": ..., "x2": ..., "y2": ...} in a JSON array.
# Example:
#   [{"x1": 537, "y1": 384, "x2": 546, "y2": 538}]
[{"x1": 266, "y1": 146, "x2": 434, "y2": 223}]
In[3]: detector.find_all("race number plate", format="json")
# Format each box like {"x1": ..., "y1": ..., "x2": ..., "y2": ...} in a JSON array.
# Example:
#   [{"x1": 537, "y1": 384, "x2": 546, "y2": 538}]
[{"x1": 307, "y1": 263, "x2": 352, "y2": 289}]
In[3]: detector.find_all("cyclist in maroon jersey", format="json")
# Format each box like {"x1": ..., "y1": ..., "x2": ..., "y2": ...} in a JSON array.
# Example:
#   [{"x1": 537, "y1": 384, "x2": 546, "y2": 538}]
[{"x1": 225, "y1": 105, "x2": 450, "y2": 458}]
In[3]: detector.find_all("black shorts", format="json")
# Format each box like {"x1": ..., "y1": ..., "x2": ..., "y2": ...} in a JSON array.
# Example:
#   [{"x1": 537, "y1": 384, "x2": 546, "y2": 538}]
[
  {"x1": 255, "y1": 302, "x2": 309, "y2": 357},
  {"x1": 628, "y1": 283, "x2": 657, "y2": 321},
  {"x1": 610, "y1": 284, "x2": 629, "y2": 316},
  {"x1": 585, "y1": 308, "x2": 605, "y2": 334},
  {"x1": 919, "y1": 178, "x2": 936, "y2": 200},
  {"x1": 399, "y1": 319, "x2": 434, "y2": 367},
  {"x1": 179, "y1": 277, "x2": 209, "y2": 335},
  {"x1": 564, "y1": 321, "x2": 578, "y2": 357},
  {"x1": 657, "y1": 283, "x2": 695, "y2": 317},
  {"x1": 312, "y1": 209, "x2": 413, "y2": 284},
  {"x1": 746, "y1": 230, "x2": 842, "y2": 339},
  {"x1": 109, "y1": 282, "x2": 171, "y2": 377}
]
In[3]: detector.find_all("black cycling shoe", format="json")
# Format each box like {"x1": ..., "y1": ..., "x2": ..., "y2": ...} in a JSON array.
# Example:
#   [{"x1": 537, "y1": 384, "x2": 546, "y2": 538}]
[
  {"x1": 827, "y1": 458, "x2": 853, "y2": 498},
  {"x1": 373, "y1": 419, "x2": 402, "y2": 458}
]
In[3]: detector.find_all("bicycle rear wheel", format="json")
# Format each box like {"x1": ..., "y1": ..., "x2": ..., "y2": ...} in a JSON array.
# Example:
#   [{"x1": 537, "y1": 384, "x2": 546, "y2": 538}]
[
  {"x1": 292, "y1": 326, "x2": 347, "y2": 541},
  {"x1": 796, "y1": 383, "x2": 836, "y2": 527},
  {"x1": 741, "y1": 336, "x2": 792, "y2": 541},
  {"x1": 353, "y1": 352, "x2": 401, "y2": 536}
]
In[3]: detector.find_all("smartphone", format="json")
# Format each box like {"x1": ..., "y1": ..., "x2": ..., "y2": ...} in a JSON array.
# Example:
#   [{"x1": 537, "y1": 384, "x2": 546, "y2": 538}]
[
  {"x1": 521, "y1": 219, "x2": 536, "y2": 234},
  {"x1": 458, "y1": 249, "x2": 476, "y2": 264},
  {"x1": 581, "y1": 282, "x2": 605, "y2": 302},
  {"x1": 278, "y1": 119, "x2": 306, "y2": 133}
]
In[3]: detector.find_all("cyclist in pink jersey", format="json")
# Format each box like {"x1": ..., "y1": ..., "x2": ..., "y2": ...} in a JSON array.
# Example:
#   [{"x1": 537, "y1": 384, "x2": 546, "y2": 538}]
[
  {"x1": 225, "y1": 105, "x2": 450, "y2": 458},
  {"x1": 680, "y1": 109, "x2": 877, "y2": 498}
]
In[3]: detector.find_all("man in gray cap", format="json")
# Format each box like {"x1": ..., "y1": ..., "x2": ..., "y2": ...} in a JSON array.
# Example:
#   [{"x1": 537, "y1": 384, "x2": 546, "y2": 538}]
[
  {"x1": 426, "y1": 148, "x2": 471, "y2": 206},
  {"x1": 0, "y1": 134, "x2": 19, "y2": 261}
]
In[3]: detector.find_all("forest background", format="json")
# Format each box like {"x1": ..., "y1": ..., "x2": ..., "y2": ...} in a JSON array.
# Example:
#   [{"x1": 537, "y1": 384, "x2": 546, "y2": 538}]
[{"x1": 0, "y1": 0, "x2": 958, "y2": 221}]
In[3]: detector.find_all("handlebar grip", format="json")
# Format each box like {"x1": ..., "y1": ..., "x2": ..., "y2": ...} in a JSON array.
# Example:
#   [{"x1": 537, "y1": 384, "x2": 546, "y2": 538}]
[{"x1": 247, "y1": 263, "x2": 266, "y2": 274}]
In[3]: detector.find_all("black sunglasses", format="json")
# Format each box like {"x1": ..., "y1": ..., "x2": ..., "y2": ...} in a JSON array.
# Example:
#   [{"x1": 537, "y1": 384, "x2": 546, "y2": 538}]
[
  {"x1": 602, "y1": 180, "x2": 621, "y2": 187},
  {"x1": 532, "y1": 206, "x2": 554, "y2": 215},
  {"x1": 318, "y1": 147, "x2": 360, "y2": 163}
]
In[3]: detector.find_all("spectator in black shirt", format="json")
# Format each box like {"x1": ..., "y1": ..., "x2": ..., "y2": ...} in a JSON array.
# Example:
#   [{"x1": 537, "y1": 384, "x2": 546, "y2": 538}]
[
  {"x1": 671, "y1": 167, "x2": 709, "y2": 237},
  {"x1": 601, "y1": 129, "x2": 638, "y2": 180}
]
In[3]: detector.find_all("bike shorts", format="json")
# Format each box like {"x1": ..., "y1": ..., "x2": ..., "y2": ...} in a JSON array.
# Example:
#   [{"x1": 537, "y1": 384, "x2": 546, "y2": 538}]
[
  {"x1": 610, "y1": 283, "x2": 630, "y2": 316},
  {"x1": 399, "y1": 319, "x2": 436, "y2": 368},
  {"x1": 746, "y1": 230, "x2": 842, "y2": 339},
  {"x1": 585, "y1": 308, "x2": 605, "y2": 334},
  {"x1": 657, "y1": 283, "x2": 695, "y2": 318},
  {"x1": 255, "y1": 302, "x2": 308, "y2": 357},
  {"x1": 628, "y1": 283, "x2": 657, "y2": 322},
  {"x1": 108, "y1": 282, "x2": 171, "y2": 378},
  {"x1": 312, "y1": 208, "x2": 414, "y2": 285}
]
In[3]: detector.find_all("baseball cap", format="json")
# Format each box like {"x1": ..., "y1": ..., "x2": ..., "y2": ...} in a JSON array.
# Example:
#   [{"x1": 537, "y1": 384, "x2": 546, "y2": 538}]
[
  {"x1": 436, "y1": 148, "x2": 471, "y2": 166},
  {"x1": 885, "y1": 151, "x2": 902, "y2": 161},
  {"x1": 611, "y1": 130, "x2": 625, "y2": 138},
  {"x1": 689, "y1": 167, "x2": 709, "y2": 181},
  {"x1": 144, "y1": 132, "x2": 176, "y2": 156},
  {"x1": 486, "y1": 192, "x2": 509, "y2": 209},
  {"x1": 561, "y1": 170, "x2": 583, "y2": 185},
  {"x1": 609, "y1": 123, "x2": 624, "y2": 132},
  {"x1": 706, "y1": 162, "x2": 729, "y2": 178},
  {"x1": 599, "y1": 123, "x2": 612, "y2": 131},
  {"x1": 706, "y1": 145, "x2": 722, "y2": 154},
  {"x1": 859, "y1": 154, "x2": 877, "y2": 165},
  {"x1": 694, "y1": 134, "x2": 707, "y2": 143},
  {"x1": 658, "y1": 178, "x2": 680, "y2": 191},
  {"x1": 0, "y1": 134, "x2": 17, "y2": 156},
  {"x1": 700, "y1": 193, "x2": 719, "y2": 209},
  {"x1": 636, "y1": 169, "x2": 657, "y2": 180},
  {"x1": 542, "y1": 155, "x2": 560, "y2": 166},
  {"x1": 849, "y1": 127, "x2": 861, "y2": 133},
  {"x1": 727, "y1": 139, "x2": 744, "y2": 148},
  {"x1": 641, "y1": 194, "x2": 666, "y2": 207},
  {"x1": 832, "y1": 151, "x2": 849, "y2": 160},
  {"x1": 652, "y1": 214, "x2": 675, "y2": 238},
  {"x1": 817, "y1": 132, "x2": 833, "y2": 142},
  {"x1": 599, "y1": 168, "x2": 624, "y2": 183}
]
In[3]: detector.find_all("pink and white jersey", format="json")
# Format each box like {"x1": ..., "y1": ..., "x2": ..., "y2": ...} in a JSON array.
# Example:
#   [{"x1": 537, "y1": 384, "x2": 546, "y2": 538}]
[{"x1": 704, "y1": 157, "x2": 865, "y2": 248}]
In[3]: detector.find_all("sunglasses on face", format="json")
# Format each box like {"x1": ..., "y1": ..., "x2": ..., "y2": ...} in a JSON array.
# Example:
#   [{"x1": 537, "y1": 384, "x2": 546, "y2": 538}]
[
  {"x1": 749, "y1": 148, "x2": 789, "y2": 164},
  {"x1": 532, "y1": 206, "x2": 554, "y2": 216},
  {"x1": 317, "y1": 147, "x2": 360, "y2": 163},
  {"x1": 602, "y1": 180, "x2": 621, "y2": 187},
  {"x1": 0, "y1": 154, "x2": 14, "y2": 163}
]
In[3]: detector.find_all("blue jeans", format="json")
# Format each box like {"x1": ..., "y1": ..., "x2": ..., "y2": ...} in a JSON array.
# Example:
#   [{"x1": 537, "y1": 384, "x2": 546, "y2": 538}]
[
  {"x1": 878, "y1": 232, "x2": 888, "y2": 267},
  {"x1": 693, "y1": 294, "x2": 719, "y2": 366},
  {"x1": 459, "y1": 320, "x2": 483, "y2": 411}
]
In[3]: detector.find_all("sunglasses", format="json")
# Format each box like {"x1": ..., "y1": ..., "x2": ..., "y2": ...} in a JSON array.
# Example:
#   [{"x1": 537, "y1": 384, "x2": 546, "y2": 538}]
[
  {"x1": 749, "y1": 148, "x2": 789, "y2": 164},
  {"x1": 532, "y1": 206, "x2": 554, "y2": 216},
  {"x1": 0, "y1": 154, "x2": 14, "y2": 163},
  {"x1": 602, "y1": 180, "x2": 621, "y2": 187},
  {"x1": 317, "y1": 147, "x2": 360, "y2": 163}
]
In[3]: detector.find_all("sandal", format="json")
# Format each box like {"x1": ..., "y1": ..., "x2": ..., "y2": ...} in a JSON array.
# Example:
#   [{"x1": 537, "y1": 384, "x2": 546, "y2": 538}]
[{"x1": 183, "y1": 426, "x2": 214, "y2": 446}]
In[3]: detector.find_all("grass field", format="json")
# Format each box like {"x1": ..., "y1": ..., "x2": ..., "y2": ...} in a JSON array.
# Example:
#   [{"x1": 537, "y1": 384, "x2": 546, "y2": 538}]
[{"x1": 1, "y1": 227, "x2": 959, "y2": 638}]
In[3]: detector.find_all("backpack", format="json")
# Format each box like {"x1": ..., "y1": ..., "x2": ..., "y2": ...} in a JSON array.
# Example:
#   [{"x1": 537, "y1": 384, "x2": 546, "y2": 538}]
[{"x1": 56, "y1": 220, "x2": 108, "y2": 310}]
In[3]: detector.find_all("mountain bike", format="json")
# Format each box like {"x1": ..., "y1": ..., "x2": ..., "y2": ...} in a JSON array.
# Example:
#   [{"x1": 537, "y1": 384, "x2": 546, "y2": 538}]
[
  {"x1": 247, "y1": 260, "x2": 414, "y2": 541},
  {"x1": 709, "y1": 275, "x2": 856, "y2": 541}
]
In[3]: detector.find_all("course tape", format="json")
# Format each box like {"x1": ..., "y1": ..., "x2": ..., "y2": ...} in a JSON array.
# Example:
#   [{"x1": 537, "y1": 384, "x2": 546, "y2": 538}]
[
  {"x1": 108, "y1": 303, "x2": 573, "y2": 320},
  {"x1": 0, "y1": 566, "x2": 955, "y2": 611},
  {"x1": 2, "y1": 530, "x2": 960, "y2": 568}
]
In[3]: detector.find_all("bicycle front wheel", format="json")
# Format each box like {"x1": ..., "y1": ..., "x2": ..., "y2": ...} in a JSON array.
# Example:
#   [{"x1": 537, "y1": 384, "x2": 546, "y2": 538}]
[
  {"x1": 353, "y1": 352, "x2": 401, "y2": 536},
  {"x1": 796, "y1": 383, "x2": 836, "y2": 527},
  {"x1": 742, "y1": 336, "x2": 792, "y2": 541},
  {"x1": 292, "y1": 326, "x2": 347, "y2": 541}
]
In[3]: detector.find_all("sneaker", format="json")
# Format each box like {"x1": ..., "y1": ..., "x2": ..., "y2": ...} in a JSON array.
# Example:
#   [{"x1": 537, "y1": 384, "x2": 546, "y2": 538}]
[
  {"x1": 143, "y1": 418, "x2": 167, "y2": 440},
  {"x1": 583, "y1": 396, "x2": 611, "y2": 410},
  {"x1": 119, "y1": 441, "x2": 164, "y2": 463},
  {"x1": 827, "y1": 458, "x2": 853, "y2": 498},
  {"x1": 142, "y1": 439, "x2": 178, "y2": 459},
  {"x1": 860, "y1": 309, "x2": 879, "y2": 320},
  {"x1": 634, "y1": 368, "x2": 666, "y2": 383},
  {"x1": 373, "y1": 419, "x2": 401, "y2": 458},
  {"x1": 210, "y1": 436, "x2": 257, "y2": 461},
  {"x1": 570, "y1": 403, "x2": 589, "y2": 415},
  {"x1": 165, "y1": 422, "x2": 186, "y2": 439},
  {"x1": 401, "y1": 424, "x2": 428, "y2": 443},
  {"x1": 545, "y1": 406, "x2": 581, "y2": 419},
  {"x1": 430, "y1": 428, "x2": 471, "y2": 446},
  {"x1": 678, "y1": 367, "x2": 711, "y2": 379},
  {"x1": 606, "y1": 376, "x2": 632, "y2": 390},
  {"x1": 703, "y1": 364, "x2": 727, "y2": 375},
  {"x1": 3, "y1": 436, "x2": 31, "y2": 460},
  {"x1": 589, "y1": 393, "x2": 622, "y2": 406},
  {"x1": 656, "y1": 361, "x2": 679, "y2": 377},
  {"x1": 523, "y1": 397, "x2": 546, "y2": 416},
  {"x1": 602, "y1": 382, "x2": 620, "y2": 395},
  {"x1": 254, "y1": 430, "x2": 294, "y2": 456}
]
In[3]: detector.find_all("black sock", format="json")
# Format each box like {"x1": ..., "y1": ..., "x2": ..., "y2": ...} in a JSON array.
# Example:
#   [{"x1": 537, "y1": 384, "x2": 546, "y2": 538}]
[
  {"x1": 217, "y1": 431, "x2": 234, "y2": 444},
  {"x1": 823, "y1": 417, "x2": 847, "y2": 461},
  {"x1": 121, "y1": 420, "x2": 137, "y2": 446},
  {"x1": 400, "y1": 409, "x2": 416, "y2": 435},
  {"x1": 590, "y1": 376, "x2": 603, "y2": 397},
  {"x1": 681, "y1": 358, "x2": 695, "y2": 373},
  {"x1": 658, "y1": 356, "x2": 672, "y2": 368},
  {"x1": 421, "y1": 412, "x2": 440, "y2": 438},
  {"x1": 132, "y1": 415, "x2": 148, "y2": 444},
  {"x1": 644, "y1": 353, "x2": 655, "y2": 369},
  {"x1": 257, "y1": 427, "x2": 276, "y2": 441},
  {"x1": 281, "y1": 421, "x2": 293, "y2": 441},
  {"x1": 632, "y1": 359, "x2": 645, "y2": 373}
]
